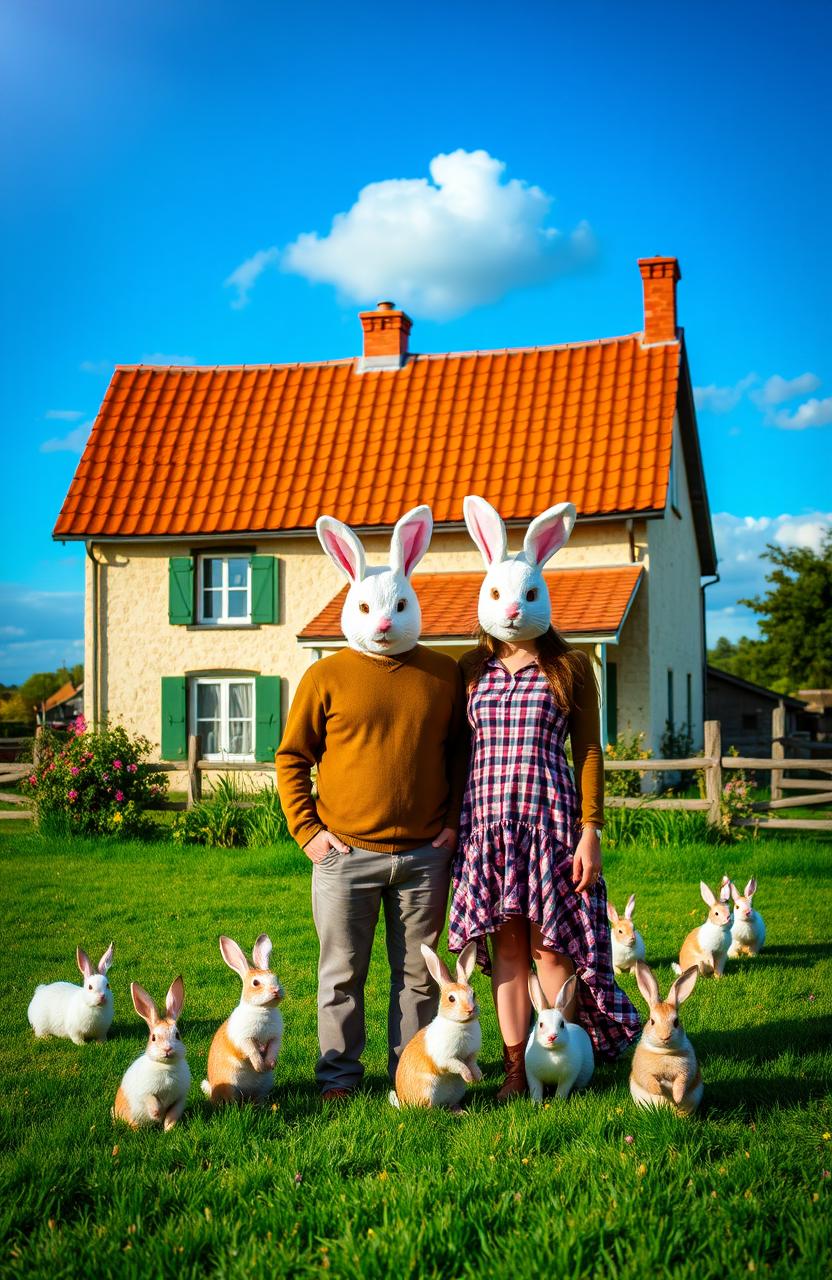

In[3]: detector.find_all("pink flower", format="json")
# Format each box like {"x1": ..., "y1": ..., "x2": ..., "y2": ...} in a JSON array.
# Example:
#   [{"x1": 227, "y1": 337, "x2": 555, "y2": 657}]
[
  {"x1": 115, "y1": 790, "x2": 124, "y2": 803},
  {"x1": 113, "y1": 760, "x2": 122, "y2": 771},
  {"x1": 73, "y1": 715, "x2": 87, "y2": 734},
  {"x1": 150, "y1": 784, "x2": 160, "y2": 796},
  {"x1": 822, "y1": 1170, "x2": 830, "y2": 1180},
  {"x1": 70, "y1": 766, "x2": 80, "y2": 776},
  {"x1": 624, "y1": 1135, "x2": 634, "y2": 1144},
  {"x1": 28, "y1": 774, "x2": 37, "y2": 786},
  {"x1": 103, "y1": 774, "x2": 109, "y2": 782},
  {"x1": 67, "y1": 789, "x2": 78, "y2": 802},
  {"x1": 127, "y1": 762, "x2": 138, "y2": 774},
  {"x1": 294, "y1": 1172, "x2": 303, "y2": 1184}
]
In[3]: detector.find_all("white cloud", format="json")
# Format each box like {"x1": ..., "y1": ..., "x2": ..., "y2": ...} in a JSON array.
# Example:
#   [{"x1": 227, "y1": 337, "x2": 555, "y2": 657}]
[
  {"x1": 693, "y1": 374, "x2": 756, "y2": 414},
  {"x1": 706, "y1": 510, "x2": 832, "y2": 645},
  {"x1": 139, "y1": 353, "x2": 197, "y2": 365},
  {"x1": 80, "y1": 359, "x2": 111, "y2": 375},
  {"x1": 40, "y1": 421, "x2": 92, "y2": 454},
  {"x1": 240, "y1": 149, "x2": 594, "y2": 320},
  {"x1": 225, "y1": 247, "x2": 281, "y2": 309},
  {"x1": 0, "y1": 626, "x2": 25, "y2": 637},
  {"x1": 751, "y1": 372, "x2": 821, "y2": 407},
  {"x1": 770, "y1": 396, "x2": 832, "y2": 431},
  {"x1": 45, "y1": 409, "x2": 84, "y2": 421},
  {"x1": 0, "y1": 583, "x2": 84, "y2": 682}
]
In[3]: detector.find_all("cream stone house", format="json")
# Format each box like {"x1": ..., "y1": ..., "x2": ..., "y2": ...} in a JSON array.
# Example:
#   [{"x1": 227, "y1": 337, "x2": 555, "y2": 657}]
[{"x1": 54, "y1": 256, "x2": 716, "y2": 765}]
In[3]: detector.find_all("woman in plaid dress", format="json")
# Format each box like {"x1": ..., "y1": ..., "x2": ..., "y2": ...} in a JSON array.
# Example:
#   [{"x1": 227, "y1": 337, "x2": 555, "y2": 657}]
[{"x1": 449, "y1": 496, "x2": 640, "y2": 1099}]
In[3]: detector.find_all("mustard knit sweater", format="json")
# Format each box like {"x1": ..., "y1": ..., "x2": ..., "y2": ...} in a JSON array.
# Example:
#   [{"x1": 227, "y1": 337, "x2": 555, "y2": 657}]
[{"x1": 276, "y1": 645, "x2": 468, "y2": 854}]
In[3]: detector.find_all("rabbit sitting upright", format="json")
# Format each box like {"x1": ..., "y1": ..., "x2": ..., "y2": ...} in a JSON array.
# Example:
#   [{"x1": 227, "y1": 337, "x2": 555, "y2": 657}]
[
  {"x1": 392, "y1": 942, "x2": 481, "y2": 1110},
  {"x1": 525, "y1": 972, "x2": 594, "y2": 1102},
  {"x1": 113, "y1": 977, "x2": 190, "y2": 1130}
]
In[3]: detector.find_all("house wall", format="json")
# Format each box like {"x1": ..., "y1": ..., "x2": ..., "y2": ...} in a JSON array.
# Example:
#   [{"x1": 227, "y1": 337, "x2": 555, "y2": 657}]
[
  {"x1": 644, "y1": 414, "x2": 705, "y2": 751},
  {"x1": 84, "y1": 518, "x2": 643, "y2": 761}
]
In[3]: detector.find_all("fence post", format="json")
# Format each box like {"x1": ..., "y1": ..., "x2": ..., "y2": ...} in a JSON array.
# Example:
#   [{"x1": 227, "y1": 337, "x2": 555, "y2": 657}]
[
  {"x1": 704, "y1": 719, "x2": 722, "y2": 827},
  {"x1": 187, "y1": 734, "x2": 202, "y2": 810},
  {"x1": 771, "y1": 702, "x2": 785, "y2": 802}
]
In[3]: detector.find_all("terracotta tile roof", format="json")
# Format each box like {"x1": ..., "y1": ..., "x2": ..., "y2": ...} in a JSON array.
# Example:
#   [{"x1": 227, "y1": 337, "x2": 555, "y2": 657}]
[
  {"x1": 42, "y1": 681, "x2": 81, "y2": 711},
  {"x1": 54, "y1": 335, "x2": 681, "y2": 539},
  {"x1": 299, "y1": 565, "x2": 643, "y2": 641}
]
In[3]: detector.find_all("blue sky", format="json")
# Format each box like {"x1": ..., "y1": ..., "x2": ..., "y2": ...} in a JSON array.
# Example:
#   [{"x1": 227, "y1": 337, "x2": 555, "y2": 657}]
[{"x1": 1, "y1": 0, "x2": 830, "y2": 683}]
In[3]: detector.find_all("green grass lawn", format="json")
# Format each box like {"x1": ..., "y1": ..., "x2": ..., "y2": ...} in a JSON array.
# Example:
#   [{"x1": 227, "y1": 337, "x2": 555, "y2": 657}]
[{"x1": 0, "y1": 829, "x2": 830, "y2": 1279}]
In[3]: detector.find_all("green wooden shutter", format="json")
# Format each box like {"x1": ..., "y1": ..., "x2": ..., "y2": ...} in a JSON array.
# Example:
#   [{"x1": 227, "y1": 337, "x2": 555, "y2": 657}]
[
  {"x1": 254, "y1": 676, "x2": 281, "y2": 762},
  {"x1": 161, "y1": 676, "x2": 187, "y2": 760},
  {"x1": 168, "y1": 557, "x2": 195, "y2": 625},
  {"x1": 606, "y1": 662, "x2": 618, "y2": 743},
  {"x1": 250, "y1": 556, "x2": 279, "y2": 624}
]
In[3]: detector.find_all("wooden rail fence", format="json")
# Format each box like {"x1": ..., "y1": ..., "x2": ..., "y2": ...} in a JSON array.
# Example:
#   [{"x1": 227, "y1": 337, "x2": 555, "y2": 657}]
[{"x1": 1, "y1": 717, "x2": 830, "y2": 833}]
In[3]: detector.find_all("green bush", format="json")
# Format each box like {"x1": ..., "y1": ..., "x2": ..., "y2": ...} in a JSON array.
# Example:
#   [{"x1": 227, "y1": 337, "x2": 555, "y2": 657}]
[
  {"x1": 604, "y1": 806, "x2": 722, "y2": 848},
  {"x1": 172, "y1": 776, "x2": 289, "y2": 848},
  {"x1": 603, "y1": 729, "x2": 652, "y2": 797},
  {"x1": 21, "y1": 717, "x2": 168, "y2": 837}
]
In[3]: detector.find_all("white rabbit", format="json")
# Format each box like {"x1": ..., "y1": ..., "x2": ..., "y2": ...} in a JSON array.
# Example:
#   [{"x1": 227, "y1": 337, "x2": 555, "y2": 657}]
[
  {"x1": 726, "y1": 877, "x2": 766, "y2": 957},
  {"x1": 463, "y1": 494, "x2": 577, "y2": 641},
  {"x1": 28, "y1": 943, "x2": 114, "y2": 1044},
  {"x1": 524, "y1": 972, "x2": 594, "y2": 1102},
  {"x1": 316, "y1": 505, "x2": 433, "y2": 656},
  {"x1": 113, "y1": 978, "x2": 190, "y2": 1130},
  {"x1": 391, "y1": 942, "x2": 482, "y2": 1110},
  {"x1": 608, "y1": 894, "x2": 646, "y2": 973}
]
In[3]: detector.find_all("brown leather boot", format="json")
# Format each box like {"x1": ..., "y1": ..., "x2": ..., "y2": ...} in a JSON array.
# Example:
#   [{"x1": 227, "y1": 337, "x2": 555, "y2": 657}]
[{"x1": 495, "y1": 1040, "x2": 528, "y2": 1101}]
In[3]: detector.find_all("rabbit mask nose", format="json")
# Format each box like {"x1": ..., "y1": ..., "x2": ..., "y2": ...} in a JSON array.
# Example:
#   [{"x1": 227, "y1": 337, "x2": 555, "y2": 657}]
[
  {"x1": 376, "y1": 617, "x2": 392, "y2": 633},
  {"x1": 505, "y1": 603, "x2": 520, "y2": 620}
]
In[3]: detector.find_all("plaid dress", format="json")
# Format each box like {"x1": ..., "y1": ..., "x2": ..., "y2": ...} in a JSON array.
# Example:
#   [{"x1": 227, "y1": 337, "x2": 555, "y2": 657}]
[{"x1": 448, "y1": 658, "x2": 639, "y2": 1061}]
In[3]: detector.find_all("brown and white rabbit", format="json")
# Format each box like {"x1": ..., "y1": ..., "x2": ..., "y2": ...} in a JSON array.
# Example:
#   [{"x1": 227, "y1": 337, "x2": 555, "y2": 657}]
[
  {"x1": 673, "y1": 880, "x2": 732, "y2": 978},
  {"x1": 607, "y1": 895, "x2": 646, "y2": 974},
  {"x1": 391, "y1": 942, "x2": 481, "y2": 1110},
  {"x1": 725, "y1": 877, "x2": 766, "y2": 957},
  {"x1": 113, "y1": 977, "x2": 190, "y2": 1130},
  {"x1": 629, "y1": 962, "x2": 702, "y2": 1116},
  {"x1": 201, "y1": 934, "x2": 283, "y2": 1105}
]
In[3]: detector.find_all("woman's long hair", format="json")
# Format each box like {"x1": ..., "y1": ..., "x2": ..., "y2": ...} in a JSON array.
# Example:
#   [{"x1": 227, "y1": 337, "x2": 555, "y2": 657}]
[{"x1": 463, "y1": 625, "x2": 589, "y2": 714}]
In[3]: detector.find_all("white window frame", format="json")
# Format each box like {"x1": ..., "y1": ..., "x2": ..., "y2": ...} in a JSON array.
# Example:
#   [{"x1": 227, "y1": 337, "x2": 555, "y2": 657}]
[
  {"x1": 190, "y1": 676, "x2": 255, "y2": 762},
  {"x1": 197, "y1": 555, "x2": 252, "y2": 626}
]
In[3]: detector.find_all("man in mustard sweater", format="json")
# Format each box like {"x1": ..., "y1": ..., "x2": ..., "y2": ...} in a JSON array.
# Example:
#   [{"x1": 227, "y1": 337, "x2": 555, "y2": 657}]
[{"x1": 276, "y1": 508, "x2": 467, "y2": 1100}]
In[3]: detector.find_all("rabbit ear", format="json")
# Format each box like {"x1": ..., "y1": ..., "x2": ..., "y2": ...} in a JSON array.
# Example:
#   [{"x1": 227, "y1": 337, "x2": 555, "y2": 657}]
[
  {"x1": 165, "y1": 976, "x2": 185, "y2": 1020},
  {"x1": 624, "y1": 894, "x2": 636, "y2": 920},
  {"x1": 668, "y1": 965, "x2": 698, "y2": 1008},
  {"x1": 729, "y1": 881, "x2": 741, "y2": 904},
  {"x1": 745, "y1": 877, "x2": 757, "y2": 899},
  {"x1": 523, "y1": 502, "x2": 576, "y2": 569},
  {"x1": 390, "y1": 505, "x2": 433, "y2": 578},
  {"x1": 455, "y1": 940, "x2": 477, "y2": 984},
  {"x1": 316, "y1": 516, "x2": 366, "y2": 585},
  {"x1": 700, "y1": 881, "x2": 716, "y2": 907},
  {"x1": 634, "y1": 961, "x2": 660, "y2": 1008},
  {"x1": 463, "y1": 495, "x2": 507, "y2": 568},
  {"x1": 420, "y1": 943, "x2": 452, "y2": 987},
  {"x1": 219, "y1": 935, "x2": 250, "y2": 979},
  {"x1": 718, "y1": 878, "x2": 732, "y2": 903},
  {"x1": 252, "y1": 934, "x2": 273, "y2": 970},
  {"x1": 131, "y1": 982, "x2": 160, "y2": 1028},
  {"x1": 555, "y1": 974, "x2": 577, "y2": 1012},
  {"x1": 607, "y1": 902, "x2": 619, "y2": 925},
  {"x1": 76, "y1": 947, "x2": 93, "y2": 979},
  {"x1": 97, "y1": 942, "x2": 114, "y2": 974},
  {"x1": 528, "y1": 971, "x2": 548, "y2": 1014}
]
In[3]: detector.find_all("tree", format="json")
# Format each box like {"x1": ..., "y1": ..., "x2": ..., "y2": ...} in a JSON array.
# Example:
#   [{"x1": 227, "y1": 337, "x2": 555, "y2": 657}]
[
  {"x1": 739, "y1": 531, "x2": 832, "y2": 692},
  {"x1": 707, "y1": 634, "x2": 778, "y2": 689}
]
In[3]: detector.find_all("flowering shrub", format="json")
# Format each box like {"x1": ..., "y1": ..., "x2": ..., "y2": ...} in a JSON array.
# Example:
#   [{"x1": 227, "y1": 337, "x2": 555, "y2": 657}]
[
  {"x1": 719, "y1": 748, "x2": 756, "y2": 832},
  {"x1": 22, "y1": 717, "x2": 168, "y2": 837},
  {"x1": 604, "y1": 731, "x2": 652, "y2": 798}
]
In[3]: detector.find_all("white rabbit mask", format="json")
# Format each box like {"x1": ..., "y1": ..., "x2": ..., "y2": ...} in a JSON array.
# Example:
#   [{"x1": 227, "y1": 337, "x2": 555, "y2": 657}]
[
  {"x1": 463, "y1": 495, "x2": 577, "y2": 643},
  {"x1": 316, "y1": 505, "x2": 433, "y2": 657}
]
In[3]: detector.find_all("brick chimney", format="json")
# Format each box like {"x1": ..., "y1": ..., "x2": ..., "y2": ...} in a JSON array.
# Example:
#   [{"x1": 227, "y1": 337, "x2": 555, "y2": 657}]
[
  {"x1": 358, "y1": 300, "x2": 412, "y2": 372},
  {"x1": 638, "y1": 257, "x2": 681, "y2": 345}
]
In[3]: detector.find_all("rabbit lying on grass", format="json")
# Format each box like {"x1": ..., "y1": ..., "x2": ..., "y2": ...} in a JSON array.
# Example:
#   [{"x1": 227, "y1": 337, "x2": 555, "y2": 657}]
[{"x1": 28, "y1": 942, "x2": 114, "y2": 1044}]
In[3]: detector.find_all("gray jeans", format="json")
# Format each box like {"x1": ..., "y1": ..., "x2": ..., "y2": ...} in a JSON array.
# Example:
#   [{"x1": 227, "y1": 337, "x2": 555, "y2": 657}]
[{"x1": 311, "y1": 841, "x2": 452, "y2": 1090}]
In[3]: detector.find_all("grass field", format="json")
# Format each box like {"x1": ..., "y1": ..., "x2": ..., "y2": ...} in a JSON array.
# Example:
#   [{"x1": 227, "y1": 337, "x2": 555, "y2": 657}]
[{"x1": 1, "y1": 828, "x2": 830, "y2": 1279}]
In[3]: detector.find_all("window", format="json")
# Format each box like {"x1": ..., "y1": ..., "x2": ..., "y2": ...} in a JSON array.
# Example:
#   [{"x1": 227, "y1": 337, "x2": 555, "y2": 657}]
[
  {"x1": 191, "y1": 677, "x2": 255, "y2": 760},
  {"x1": 198, "y1": 556, "x2": 251, "y2": 625}
]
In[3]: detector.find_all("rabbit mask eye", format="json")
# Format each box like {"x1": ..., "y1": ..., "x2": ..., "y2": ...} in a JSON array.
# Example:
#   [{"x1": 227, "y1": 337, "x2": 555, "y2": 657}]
[
  {"x1": 396, "y1": 599, "x2": 406, "y2": 612},
  {"x1": 526, "y1": 588, "x2": 538, "y2": 602},
  {"x1": 359, "y1": 602, "x2": 370, "y2": 614},
  {"x1": 490, "y1": 587, "x2": 500, "y2": 600}
]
